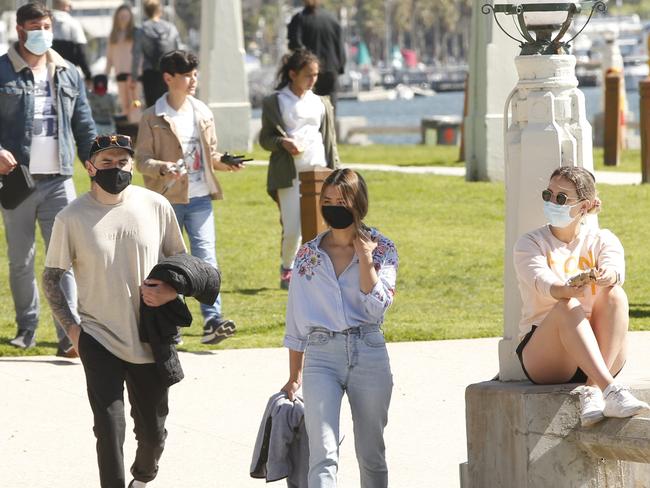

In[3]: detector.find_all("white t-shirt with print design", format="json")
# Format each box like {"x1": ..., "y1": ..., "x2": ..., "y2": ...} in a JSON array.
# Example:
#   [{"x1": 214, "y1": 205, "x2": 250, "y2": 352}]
[
  {"x1": 164, "y1": 98, "x2": 210, "y2": 199},
  {"x1": 29, "y1": 67, "x2": 59, "y2": 174}
]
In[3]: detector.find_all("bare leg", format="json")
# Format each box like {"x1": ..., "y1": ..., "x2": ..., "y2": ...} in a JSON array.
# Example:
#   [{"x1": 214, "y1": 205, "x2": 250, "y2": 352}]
[
  {"x1": 585, "y1": 285, "x2": 628, "y2": 385},
  {"x1": 522, "y1": 298, "x2": 614, "y2": 390},
  {"x1": 117, "y1": 80, "x2": 131, "y2": 116}
]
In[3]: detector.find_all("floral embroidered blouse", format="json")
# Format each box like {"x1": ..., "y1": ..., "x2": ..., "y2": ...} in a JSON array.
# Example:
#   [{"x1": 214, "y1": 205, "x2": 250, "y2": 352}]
[{"x1": 283, "y1": 228, "x2": 398, "y2": 352}]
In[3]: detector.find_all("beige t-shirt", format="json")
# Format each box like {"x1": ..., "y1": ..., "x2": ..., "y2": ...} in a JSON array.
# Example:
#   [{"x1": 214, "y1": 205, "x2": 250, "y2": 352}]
[
  {"x1": 513, "y1": 224, "x2": 625, "y2": 341},
  {"x1": 46, "y1": 185, "x2": 187, "y2": 364}
]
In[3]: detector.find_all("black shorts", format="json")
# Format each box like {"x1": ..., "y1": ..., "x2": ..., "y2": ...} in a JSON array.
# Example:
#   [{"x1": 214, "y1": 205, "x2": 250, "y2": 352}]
[
  {"x1": 116, "y1": 72, "x2": 130, "y2": 82},
  {"x1": 516, "y1": 325, "x2": 624, "y2": 384}
]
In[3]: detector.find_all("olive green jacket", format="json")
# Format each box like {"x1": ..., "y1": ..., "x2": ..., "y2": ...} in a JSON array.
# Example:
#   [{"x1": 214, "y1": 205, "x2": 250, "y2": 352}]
[{"x1": 259, "y1": 92, "x2": 339, "y2": 200}]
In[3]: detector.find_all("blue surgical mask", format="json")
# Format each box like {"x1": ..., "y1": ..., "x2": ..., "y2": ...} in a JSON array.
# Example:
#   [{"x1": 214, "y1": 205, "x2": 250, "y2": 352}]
[
  {"x1": 25, "y1": 29, "x2": 53, "y2": 56},
  {"x1": 543, "y1": 200, "x2": 582, "y2": 228}
]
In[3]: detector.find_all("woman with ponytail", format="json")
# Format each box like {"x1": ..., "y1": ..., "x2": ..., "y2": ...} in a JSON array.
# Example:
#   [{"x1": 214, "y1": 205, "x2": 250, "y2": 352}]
[
  {"x1": 514, "y1": 166, "x2": 649, "y2": 428},
  {"x1": 259, "y1": 49, "x2": 339, "y2": 289}
]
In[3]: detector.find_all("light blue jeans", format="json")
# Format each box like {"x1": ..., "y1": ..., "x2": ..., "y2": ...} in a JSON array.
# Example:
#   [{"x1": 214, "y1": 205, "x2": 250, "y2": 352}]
[
  {"x1": 1, "y1": 175, "x2": 78, "y2": 341},
  {"x1": 302, "y1": 325, "x2": 393, "y2": 488},
  {"x1": 171, "y1": 195, "x2": 222, "y2": 322}
]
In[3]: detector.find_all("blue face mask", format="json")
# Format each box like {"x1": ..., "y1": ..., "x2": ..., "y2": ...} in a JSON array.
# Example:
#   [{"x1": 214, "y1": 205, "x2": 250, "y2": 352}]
[
  {"x1": 543, "y1": 200, "x2": 582, "y2": 228},
  {"x1": 24, "y1": 29, "x2": 53, "y2": 56}
]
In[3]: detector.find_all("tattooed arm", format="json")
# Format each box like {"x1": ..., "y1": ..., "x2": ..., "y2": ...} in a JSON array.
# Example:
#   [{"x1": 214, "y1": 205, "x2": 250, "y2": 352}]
[{"x1": 43, "y1": 267, "x2": 81, "y2": 350}]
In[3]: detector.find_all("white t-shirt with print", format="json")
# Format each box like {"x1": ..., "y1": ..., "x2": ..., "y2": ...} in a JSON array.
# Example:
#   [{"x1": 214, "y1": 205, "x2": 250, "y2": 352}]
[
  {"x1": 29, "y1": 67, "x2": 59, "y2": 174},
  {"x1": 164, "y1": 98, "x2": 210, "y2": 199}
]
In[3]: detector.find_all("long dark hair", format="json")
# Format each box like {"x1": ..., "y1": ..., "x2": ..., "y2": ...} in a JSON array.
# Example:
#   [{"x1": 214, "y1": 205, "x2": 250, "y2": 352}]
[
  {"x1": 109, "y1": 4, "x2": 134, "y2": 44},
  {"x1": 275, "y1": 49, "x2": 320, "y2": 90}
]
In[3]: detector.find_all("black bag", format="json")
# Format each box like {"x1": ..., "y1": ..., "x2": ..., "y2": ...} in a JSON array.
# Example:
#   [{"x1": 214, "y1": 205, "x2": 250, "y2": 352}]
[{"x1": 0, "y1": 165, "x2": 35, "y2": 210}]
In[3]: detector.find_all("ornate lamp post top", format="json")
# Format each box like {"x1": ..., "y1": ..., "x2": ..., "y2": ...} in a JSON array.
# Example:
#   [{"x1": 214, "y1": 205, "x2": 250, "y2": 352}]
[{"x1": 482, "y1": 0, "x2": 608, "y2": 55}]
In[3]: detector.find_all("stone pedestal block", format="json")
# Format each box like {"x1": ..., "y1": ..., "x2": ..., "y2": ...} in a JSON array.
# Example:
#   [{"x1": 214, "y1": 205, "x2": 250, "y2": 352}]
[
  {"x1": 462, "y1": 381, "x2": 650, "y2": 488},
  {"x1": 199, "y1": 0, "x2": 251, "y2": 151}
]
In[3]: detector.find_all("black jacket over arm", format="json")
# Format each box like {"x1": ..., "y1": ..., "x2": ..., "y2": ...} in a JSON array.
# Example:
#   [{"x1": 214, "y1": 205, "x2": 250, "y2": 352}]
[{"x1": 139, "y1": 254, "x2": 221, "y2": 387}]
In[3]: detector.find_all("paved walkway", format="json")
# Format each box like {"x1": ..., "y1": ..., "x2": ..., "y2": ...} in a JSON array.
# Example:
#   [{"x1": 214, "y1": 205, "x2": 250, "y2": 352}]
[
  {"x1": 3, "y1": 332, "x2": 650, "y2": 488},
  {"x1": 248, "y1": 160, "x2": 643, "y2": 185}
]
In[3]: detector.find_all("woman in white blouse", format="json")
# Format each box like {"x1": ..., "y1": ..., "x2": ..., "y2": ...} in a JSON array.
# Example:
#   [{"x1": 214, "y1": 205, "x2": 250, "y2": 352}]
[
  {"x1": 281, "y1": 168, "x2": 397, "y2": 488},
  {"x1": 514, "y1": 166, "x2": 648, "y2": 427},
  {"x1": 259, "y1": 49, "x2": 339, "y2": 290}
]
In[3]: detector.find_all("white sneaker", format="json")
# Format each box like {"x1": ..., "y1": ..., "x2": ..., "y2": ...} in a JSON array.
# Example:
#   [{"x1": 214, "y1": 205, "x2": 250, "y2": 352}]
[
  {"x1": 603, "y1": 384, "x2": 650, "y2": 418},
  {"x1": 579, "y1": 385, "x2": 605, "y2": 427}
]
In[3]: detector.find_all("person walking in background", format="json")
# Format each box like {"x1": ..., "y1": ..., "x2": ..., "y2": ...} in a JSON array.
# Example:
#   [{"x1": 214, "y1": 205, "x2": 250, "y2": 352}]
[
  {"x1": 288, "y1": 0, "x2": 346, "y2": 113},
  {"x1": 0, "y1": 2, "x2": 96, "y2": 356},
  {"x1": 259, "y1": 49, "x2": 339, "y2": 290},
  {"x1": 131, "y1": 0, "x2": 180, "y2": 108},
  {"x1": 281, "y1": 169, "x2": 397, "y2": 488},
  {"x1": 514, "y1": 166, "x2": 649, "y2": 427},
  {"x1": 51, "y1": 0, "x2": 92, "y2": 83},
  {"x1": 43, "y1": 135, "x2": 186, "y2": 488},
  {"x1": 105, "y1": 3, "x2": 141, "y2": 121},
  {"x1": 88, "y1": 74, "x2": 118, "y2": 135},
  {"x1": 136, "y1": 50, "x2": 245, "y2": 345}
]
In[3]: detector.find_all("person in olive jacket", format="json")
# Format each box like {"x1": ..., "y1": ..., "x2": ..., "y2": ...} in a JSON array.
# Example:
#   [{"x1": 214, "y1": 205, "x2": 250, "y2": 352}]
[{"x1": 259, "y1": 49, "x2": 339, "y2": 290}]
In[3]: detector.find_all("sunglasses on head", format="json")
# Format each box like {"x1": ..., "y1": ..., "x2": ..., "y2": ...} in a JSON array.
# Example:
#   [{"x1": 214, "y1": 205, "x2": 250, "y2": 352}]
[
  {"x1": 93, "y1": 135, "x2": 132, "y2": 149},
  {"x1": 541, "y1": 189, "x2": 580, "y2": 206}
]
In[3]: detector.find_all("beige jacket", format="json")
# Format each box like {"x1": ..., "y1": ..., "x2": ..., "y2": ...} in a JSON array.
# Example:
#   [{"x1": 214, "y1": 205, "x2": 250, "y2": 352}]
[{"x1": 135, "y1": 95, "x2": 224, "y2": 204}]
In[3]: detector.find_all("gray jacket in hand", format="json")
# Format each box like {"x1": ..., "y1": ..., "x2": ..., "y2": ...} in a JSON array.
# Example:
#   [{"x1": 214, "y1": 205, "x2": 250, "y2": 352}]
[{"x1": 250, "y1": 392, "x2": 309, "y2": 488}]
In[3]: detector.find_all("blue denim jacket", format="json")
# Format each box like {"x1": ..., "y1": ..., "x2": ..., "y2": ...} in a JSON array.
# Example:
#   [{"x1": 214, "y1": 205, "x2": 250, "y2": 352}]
[{"x1": 0, "y1": 44, "x2": 96, "y2": 174}]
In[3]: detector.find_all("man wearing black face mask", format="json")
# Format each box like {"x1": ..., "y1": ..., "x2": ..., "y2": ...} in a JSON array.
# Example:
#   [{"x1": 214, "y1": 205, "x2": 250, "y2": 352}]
[{"x1": 42, "y1": 134, "x2": 186, "y2": 488}]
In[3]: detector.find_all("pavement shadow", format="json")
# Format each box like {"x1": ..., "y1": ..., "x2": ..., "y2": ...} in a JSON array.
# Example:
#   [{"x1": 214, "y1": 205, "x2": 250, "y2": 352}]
[{"x1": 0, "y1": 358, "x2": 79, "y2": 366}]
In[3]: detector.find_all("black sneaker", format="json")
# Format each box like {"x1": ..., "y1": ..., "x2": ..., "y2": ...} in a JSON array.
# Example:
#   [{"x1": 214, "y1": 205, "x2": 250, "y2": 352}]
[
  {"x1": 201, "y1": 318, "x2": 236, "y2": 345},
  {"x1": 9, "y1": 329, "x2": 36, "y2": 349}
]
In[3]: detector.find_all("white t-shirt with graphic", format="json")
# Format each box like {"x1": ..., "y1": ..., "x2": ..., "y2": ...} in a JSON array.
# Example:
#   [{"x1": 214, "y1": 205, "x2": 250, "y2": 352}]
[
  {"x1": 29, "y1": 67, "x2": 59, "y2": 174},
  {"x1": 164, "y1": 98, "x2": 209, "y2": 199}
]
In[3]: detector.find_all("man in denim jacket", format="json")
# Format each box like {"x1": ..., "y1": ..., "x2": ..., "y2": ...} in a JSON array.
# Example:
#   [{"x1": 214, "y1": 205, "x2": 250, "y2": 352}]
[{"x1": 0, "y1": 3, "x2": 96, "y2": 355}]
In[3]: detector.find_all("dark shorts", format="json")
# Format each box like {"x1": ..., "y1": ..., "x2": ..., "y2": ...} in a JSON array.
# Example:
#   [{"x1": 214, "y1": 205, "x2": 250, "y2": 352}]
[
  {"x1": 116, "y1": 72, "x2": 130, "y2": 82},
  {"x1": 516, "y1": 325, "x2": 625, "y2": 384}
]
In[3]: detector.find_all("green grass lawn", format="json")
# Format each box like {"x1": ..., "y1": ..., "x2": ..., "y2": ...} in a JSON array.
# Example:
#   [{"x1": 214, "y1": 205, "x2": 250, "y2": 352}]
[
  {"x1": 250, "y1": 143, "x2": 464, "y2": 167},
  {"x1": 2, "y1": 156, "x2": 650, "y2": 356},
  {"x1": 251, "y1": 143, "x2": 645, "y2": 172},
  {"x1": 593, "y1": 148, "x2": 645, "y2": 173}
]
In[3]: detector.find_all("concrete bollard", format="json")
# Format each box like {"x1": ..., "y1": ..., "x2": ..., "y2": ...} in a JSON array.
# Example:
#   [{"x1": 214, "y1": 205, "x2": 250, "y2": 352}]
[
  {"x1": 639, "y1": 79, "x2": 650, "y2": 183},
  {"x1": 604, "y1": 71, "x2": 622, "y2": 166},
  {"x1": 299, "y1": 168, "x2": 333, "y2": 243}
]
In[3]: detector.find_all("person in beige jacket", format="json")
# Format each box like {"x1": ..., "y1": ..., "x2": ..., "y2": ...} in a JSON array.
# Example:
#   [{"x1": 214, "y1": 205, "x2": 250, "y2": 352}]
[{"x1": 136, "y1": 50, "x2": 247, "y2": 346}]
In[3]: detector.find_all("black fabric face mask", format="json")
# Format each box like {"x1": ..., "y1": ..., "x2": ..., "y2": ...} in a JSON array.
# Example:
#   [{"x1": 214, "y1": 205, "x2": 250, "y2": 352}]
[
  {"x1": 93, "y1": 167, "x2": 132, "y2": 194},
  {"x1": 321, "y1": 205, "x2": 354, "y2": 229}
]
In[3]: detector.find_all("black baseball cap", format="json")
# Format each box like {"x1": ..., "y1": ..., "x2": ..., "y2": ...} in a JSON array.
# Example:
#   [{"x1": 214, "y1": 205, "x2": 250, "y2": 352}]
[{"x1": 89, "y1": 134, "x2": 134, "y2": 158}]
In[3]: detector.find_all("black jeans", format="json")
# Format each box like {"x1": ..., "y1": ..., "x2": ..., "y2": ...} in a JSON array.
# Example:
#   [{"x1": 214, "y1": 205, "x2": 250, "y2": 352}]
[
  {"x1": 79, "y1": 330, "x2": 169, "y2": 488},
  {"x1": 141, "y1": 69, "x2": 167, "y2": 108}
]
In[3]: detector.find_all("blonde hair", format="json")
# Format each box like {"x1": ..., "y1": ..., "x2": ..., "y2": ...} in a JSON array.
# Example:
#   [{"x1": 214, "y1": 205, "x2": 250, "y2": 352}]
[
  {"x1": 143, "y1": 0, "x2": 162, "y2": 19},
  {"x1": 550, "y1": 166, "x2": 601, "y2": 214},
  {"x1": 109, "y1": 4, "x2": 134, "y2": 44},
  {"x1": 320, "y1": 169, "x2": 369, "y2": 228}
]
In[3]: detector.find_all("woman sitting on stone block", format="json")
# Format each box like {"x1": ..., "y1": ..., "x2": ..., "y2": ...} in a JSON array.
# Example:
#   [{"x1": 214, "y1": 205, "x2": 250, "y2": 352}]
[{"x1": 514, "y1": 166, "x2": 649, "y2": 427}]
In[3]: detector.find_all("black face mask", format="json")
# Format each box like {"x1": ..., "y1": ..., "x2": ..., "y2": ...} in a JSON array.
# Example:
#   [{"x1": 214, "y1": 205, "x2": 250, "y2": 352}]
[
  {"x1": 321, "y1": 205, "x2": 354, "y2": 229},
  {"x1": 93, "y1": 167, "x2": 132, "y2": 194}
]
